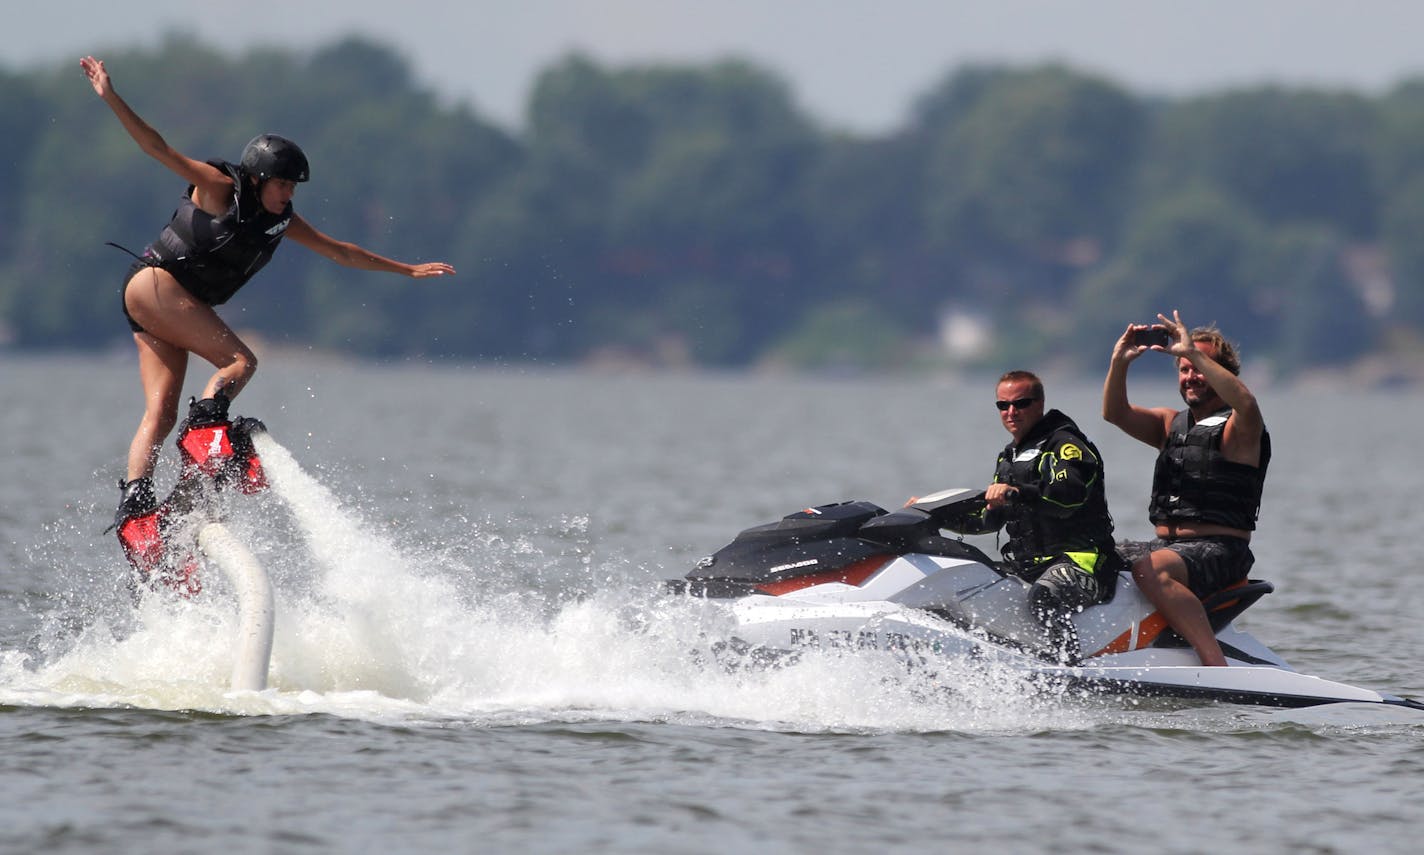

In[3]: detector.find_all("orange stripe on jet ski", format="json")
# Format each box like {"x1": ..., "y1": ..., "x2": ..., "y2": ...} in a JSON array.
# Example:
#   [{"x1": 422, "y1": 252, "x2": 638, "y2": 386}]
[
  {"x1": 756, "y1": 556, "x2": 892, "y2": 596},
  {"x1": 1089, "y1": 579, "x2": 1256, "y2": 658},
  {"x1": 1093, "y1": 613, "x2": 1169, "y2": 657}
]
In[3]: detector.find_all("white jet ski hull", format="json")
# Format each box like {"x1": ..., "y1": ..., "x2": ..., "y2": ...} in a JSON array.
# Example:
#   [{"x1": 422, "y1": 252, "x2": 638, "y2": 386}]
[
  {"x1": 679, "y1": 490, "x2": 1423, "y2": 712},
  {"x1": 721, "y1": 593, "x2": 1418, "y2": 709}
]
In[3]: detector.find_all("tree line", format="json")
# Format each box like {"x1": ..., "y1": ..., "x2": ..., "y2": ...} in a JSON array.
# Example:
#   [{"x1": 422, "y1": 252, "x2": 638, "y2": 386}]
[{"x1": 4, "y1": 34, "x2": 1423, "y2": 375}]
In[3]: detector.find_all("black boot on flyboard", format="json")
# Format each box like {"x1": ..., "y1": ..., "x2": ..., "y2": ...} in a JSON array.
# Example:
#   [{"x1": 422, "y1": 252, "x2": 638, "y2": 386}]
[
  {"x1": 175, "y1": 391, "x2": 269, "y2": 494},
  {"x1": 112, "y1": 474, "x2": 201, "y2": 597},
  {"x1": 114, "y1": 392, "x2": 270, "y2": 596}
]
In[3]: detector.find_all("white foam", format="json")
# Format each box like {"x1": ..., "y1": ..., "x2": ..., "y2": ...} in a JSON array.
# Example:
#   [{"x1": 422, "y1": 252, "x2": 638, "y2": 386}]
[{"x1": 0, "y1": 434, "x2": 1099, "y2": 733}]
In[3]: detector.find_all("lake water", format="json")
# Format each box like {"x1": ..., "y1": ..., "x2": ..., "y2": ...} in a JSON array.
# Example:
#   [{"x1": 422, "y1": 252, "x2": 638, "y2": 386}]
[{"x1": 1, "y1": 354, "x2": 1421, "y2": 853}]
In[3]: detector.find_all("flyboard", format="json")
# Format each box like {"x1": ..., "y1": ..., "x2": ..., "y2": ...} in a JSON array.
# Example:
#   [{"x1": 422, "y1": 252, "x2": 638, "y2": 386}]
[{"x1": 113, "y1": 399, "x2": 275, "y2": 692}]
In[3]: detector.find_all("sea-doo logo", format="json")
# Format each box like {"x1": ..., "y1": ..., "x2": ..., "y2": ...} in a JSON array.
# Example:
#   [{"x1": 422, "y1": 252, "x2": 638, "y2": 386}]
[
  {"x1": 1197, "y1": 415, "x2": 1228, "y2": 427},
  {"x1": 770, "y1": 558, "x2": 819, "y2": 573},
  {"x1": 265, "y1": 218, "x2": 291, "y2": 237},
  {"x1": 1014, "y1": 448, "x2": 1040, "y2": 463},
  {"x1": 789, "y1": 627, "x2": 938, "y2": 654},
  {"x1": 1060, "y1": 443, "x2": 1082, "y2": 460}
]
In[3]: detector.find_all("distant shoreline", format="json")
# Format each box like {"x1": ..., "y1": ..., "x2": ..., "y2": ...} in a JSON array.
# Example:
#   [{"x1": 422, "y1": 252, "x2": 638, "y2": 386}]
[{"x1": 7, "y1": 344, "x2": 1424, "y2": 391}]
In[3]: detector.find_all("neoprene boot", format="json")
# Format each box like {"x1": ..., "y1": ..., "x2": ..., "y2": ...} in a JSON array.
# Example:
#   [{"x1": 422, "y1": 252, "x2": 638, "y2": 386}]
[
  {"x1": 185, "y1": 390, "x2": 231, "y2": 427},
  {"x1": 114, "y1": 476, "x2": 167, "y2": 588},
  {"x1": 112, "y1": 476, "x2": 156, "y2": 530},
  {"x1": 177, "y1": 392, "x2": 235, "y2": 479},
  {"x1": 228, "y1": 415, "x2": 269, "y2": 493}
]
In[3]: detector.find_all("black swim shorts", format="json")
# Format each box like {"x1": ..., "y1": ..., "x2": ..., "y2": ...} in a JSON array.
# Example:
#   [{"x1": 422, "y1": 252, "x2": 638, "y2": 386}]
[
  {"x1": 121, "y1": 258, "x2": 155, "y2": 333},
  {"x1": 1148, "y1": 535, "x2": 1254, "y2": 598}
]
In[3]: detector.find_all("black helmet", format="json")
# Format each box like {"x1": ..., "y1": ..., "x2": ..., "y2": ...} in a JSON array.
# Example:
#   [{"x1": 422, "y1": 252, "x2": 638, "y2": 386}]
[{"x1": 240, "y1": 134, "x2": 310, "y2": 183}]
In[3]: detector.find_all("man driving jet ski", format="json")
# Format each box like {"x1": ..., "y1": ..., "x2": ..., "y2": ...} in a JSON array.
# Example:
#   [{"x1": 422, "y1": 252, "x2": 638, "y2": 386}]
[{"x1": 947, "y1": 370, "x2": 1123, "y2": 662}]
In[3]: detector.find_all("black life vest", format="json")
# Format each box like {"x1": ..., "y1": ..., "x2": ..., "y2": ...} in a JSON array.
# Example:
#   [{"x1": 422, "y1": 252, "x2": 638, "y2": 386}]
[
  {"x1": 146, "y1": 160, "x2": 292, "y2": 305},
  {"x1": 1148, "y1": 406, "x2": 1271, "y2": 531},
  {"x1": 991, "y1": 409, "x2": 1116, "y2": 569}
]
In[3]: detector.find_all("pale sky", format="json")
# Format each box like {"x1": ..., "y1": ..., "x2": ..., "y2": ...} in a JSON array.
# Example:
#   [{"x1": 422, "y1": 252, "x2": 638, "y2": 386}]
[{"x1": 10, "y1": 1, "x2": 1424, "y2": 133}]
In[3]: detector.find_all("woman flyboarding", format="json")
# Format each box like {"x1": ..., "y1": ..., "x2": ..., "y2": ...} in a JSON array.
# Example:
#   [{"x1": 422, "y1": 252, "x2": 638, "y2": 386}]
[{"x1": 81, "y1": 55, "x2": 456, "y2": 533}]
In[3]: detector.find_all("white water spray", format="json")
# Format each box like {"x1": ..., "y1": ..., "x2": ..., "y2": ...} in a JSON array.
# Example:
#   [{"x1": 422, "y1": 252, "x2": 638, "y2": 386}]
[
  {"x1": 250, "y1": 432, "x2": 402, "y2": 579},
  {"x1": 1, "y1": 429, "x2": 1099, "y2": 732}
]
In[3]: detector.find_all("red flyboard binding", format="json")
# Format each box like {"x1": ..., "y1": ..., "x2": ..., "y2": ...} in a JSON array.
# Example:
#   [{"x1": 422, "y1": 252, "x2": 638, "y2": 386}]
[
  {"x1": 116, "y1": 503, "x2": 201, "y2": 597},
  {"x1": 115, "y1": 393, "x2": 268, "y2": 596},
  {"x1": 175, "y1": 393, "x2": 269, "y2": 493}
]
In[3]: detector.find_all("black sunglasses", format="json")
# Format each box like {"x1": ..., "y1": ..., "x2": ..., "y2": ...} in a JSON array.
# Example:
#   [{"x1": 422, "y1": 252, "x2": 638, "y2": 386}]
[{"x1": 995, "y1": 396, "x2": 1039, "y2": 411}]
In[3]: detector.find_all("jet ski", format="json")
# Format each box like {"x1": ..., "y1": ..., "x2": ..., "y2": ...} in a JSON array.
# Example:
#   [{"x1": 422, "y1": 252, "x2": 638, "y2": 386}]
[{"x1": 670, "y1": 488, "x2": 1424, "y2": 711}]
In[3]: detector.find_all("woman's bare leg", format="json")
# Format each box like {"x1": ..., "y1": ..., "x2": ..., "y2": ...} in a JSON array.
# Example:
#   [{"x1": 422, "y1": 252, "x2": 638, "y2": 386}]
[
  {"x1": 122, "y1": 266, "x2": 259, "y2": 481},
  {"x1": 127, "y1": 331, "x2": 188, "y2": 481},
  {"x1": 123, "y1": 265, "x2": 258, "y2": 402}
]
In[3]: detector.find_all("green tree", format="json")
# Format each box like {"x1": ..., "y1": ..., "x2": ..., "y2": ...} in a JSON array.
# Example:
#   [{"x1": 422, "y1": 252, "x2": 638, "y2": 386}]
[
  {"x1": 798, "y1": 133, "x2": 937, "y2": 334},
  {"x1": 1375, "y1": 81, "x2": 1424, "y2": 331},
  {"x1": 1071, "y1": 186, "x2": 1268, "y2": 360},
  {"x1": 0, "y1": 68, "x2": 47, "y2": 337},
  {"x1": 292, "y1": 39, "x2": 520, "y2": 354},
  {"x1": 921, "y1": 66, "x2": 1147, "y2": 275},
  {"x1": 0, "y1": 40, "x2": 1415, "y2": 373},
  {"x1": 1381, "y1": 172, "x2": 1424, "y2": 329},
  {"x1": 1142, "y1": 88, "x2": 1381, "y2": 237},
  {"x1": 1254, "y1": 226, "x2": 1376, "y2": 370},
  {"x1": 1377, "y1": 78, "x2": 1424, "y2": 190},
  {"x1": 0, "y1": 69, "x2": 43, "y2": 259},
  {"x1": 458, "y1": 54, "x2": 819, "y2": 365},
  {"x1": 763, "y1": 300, "x2": 913, "y2": 372}
]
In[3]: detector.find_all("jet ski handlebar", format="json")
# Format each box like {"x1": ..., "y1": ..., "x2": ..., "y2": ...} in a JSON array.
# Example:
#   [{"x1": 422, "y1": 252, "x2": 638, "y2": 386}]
[{"x1": 906, "y1": 487, "x2": 989, "y2": 530}]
